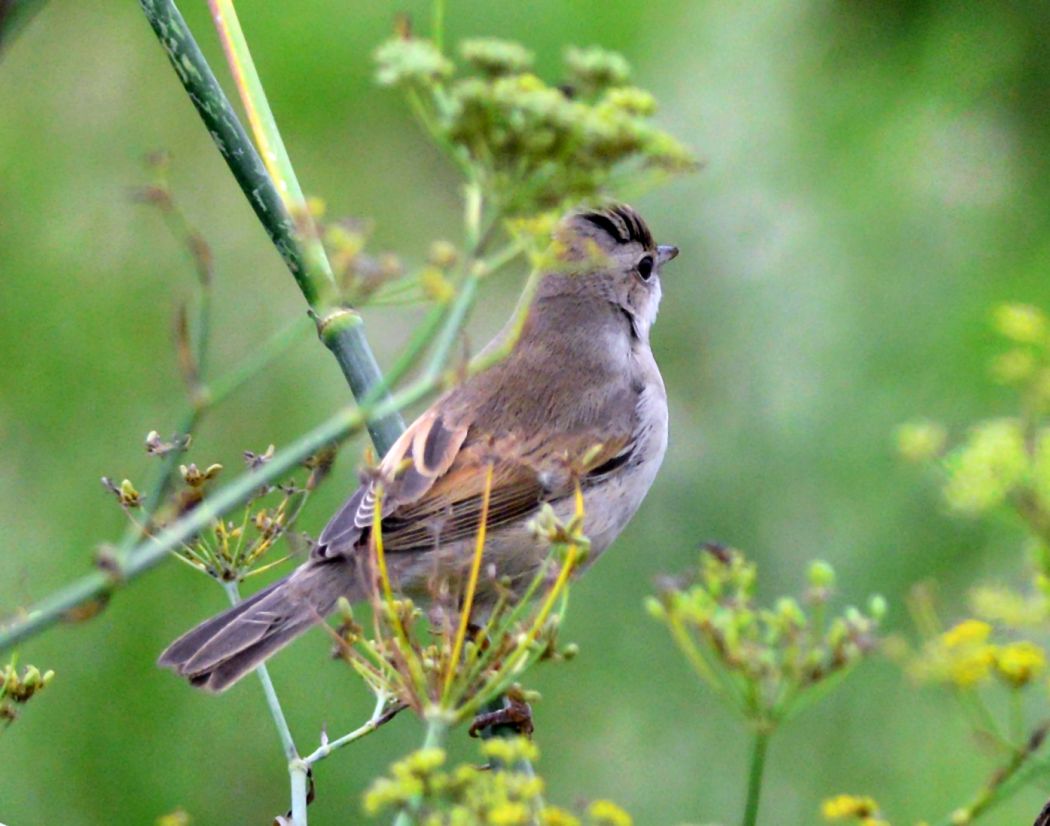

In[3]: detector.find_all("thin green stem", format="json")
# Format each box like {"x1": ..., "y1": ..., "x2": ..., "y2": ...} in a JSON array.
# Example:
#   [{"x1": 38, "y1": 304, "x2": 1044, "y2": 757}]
[
  {"x1": 422, "y1": 275, "x2": 479, "y2": 380},
  {"x1": 392, "y1": 712, "x2": 451, "y2": 826},
  {"x1": 111, "y1": 315, "x2": 310, "y2": 563},
  {"x1": 0, "y1": 366, "x2": 435, "y2": 651},
  {"x1": 206, "y1": 0, "x2": 335, "y2": 306},
  {"x1": 303, "y1": 694, "x2": 402, "y2": 766},
  {"x1": 958, "y1": 688, "x2": 1009, "y2": 751},
  {"x1": 939, "y1": 722, "x2": 1050, "y2": 825},
  {"x1": 742, "y1": 728, "x2": 771, "y2": 826},
  {"x1": 222, "y1": 581, "x2": 298, "y2": 761},
  {"x1": 1009, "y1": 687, "x2": 1024, "y2": 745},
  {"x1": 205, "y1": 316, "x2": 312, "y2": 404},
  {"x1": 431, "y1": 0, "x2": 445, "y2": 51}
]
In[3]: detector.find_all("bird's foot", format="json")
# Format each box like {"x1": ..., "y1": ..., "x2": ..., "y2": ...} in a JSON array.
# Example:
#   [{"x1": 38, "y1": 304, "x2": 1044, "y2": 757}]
[{"x1": 468, "y1": 694, "x2": 534, "y2": 739}]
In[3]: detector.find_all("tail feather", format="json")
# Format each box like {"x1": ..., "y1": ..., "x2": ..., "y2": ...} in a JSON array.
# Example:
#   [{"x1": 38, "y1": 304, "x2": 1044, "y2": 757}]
[
  {"x1": 158, "y1": 578, "x2": 283, "y2": 669},
  {"x1": 158, "y1": 559, "x2": 358, "y2": 693}
]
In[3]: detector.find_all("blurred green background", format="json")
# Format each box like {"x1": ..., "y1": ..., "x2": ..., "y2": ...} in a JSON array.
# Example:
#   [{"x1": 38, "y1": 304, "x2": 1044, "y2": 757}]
[{"x1": 3, "y1": 1, "x2": 1050, "y2": 824}]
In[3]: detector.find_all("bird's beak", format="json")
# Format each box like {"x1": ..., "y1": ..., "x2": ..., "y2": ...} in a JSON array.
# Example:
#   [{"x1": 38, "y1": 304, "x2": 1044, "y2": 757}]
[{"x1": 657, "y1": 244, "x2": 679, "y2": 265}]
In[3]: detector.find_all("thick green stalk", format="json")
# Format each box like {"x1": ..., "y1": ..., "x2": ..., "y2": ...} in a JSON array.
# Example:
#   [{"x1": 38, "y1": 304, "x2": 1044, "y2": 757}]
[
  {"x1": 288, "y1": 760, "x2": 309, "y2": 826},
  {"x1": 138, "y1": 0, "x2": 309, "y2": 298},
  {"x1": 0, "y1": 0, "x2": 44, "y2": 48},
  {"x1": 0, "y1": 248, "x2": 535, "y2": 652},
  {"x1": 742, "y1": 728, "x2": 771, "y2": 826},
  {"x1": 207, "y1": 0, "x2": 330, "y2": 288},
  {"x1": 138, "y1": 0, "x2": 403, "y2": 454}
]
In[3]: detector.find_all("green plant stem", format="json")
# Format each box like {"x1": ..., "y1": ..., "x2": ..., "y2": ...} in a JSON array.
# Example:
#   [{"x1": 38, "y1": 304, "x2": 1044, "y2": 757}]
[
  {"x1": 303, "y1": 695, "x2": 402, "y2": 766},
  {"x1": 392, "y1": 713, "x2": 451, "y2": 826},
  {"x1": 289, "y1": 760, "x2": 309, "y2": 826},
  {"x1": 229, "y1": 575, "x2": 308, "y2": 826},
  {"x1": 0, "y1": 380, "x2": 406, "y2": 651},
  {"x1": 940, "y1": 724, "x2": 1050, "y2": 825},
  {"x1": 206, "y1": 316, "x2": 312, "y2": 404},
  {"x1": 203, "y1": 0, "x2": 407, "y2": 454},
  {"x1": 0, "y1": 274, "x2": 533, "y2": 653},
  {"x1": 138, "y1": 0, "x2": 308, "y2": 297},
  {"x1": 138, "y1": 0, "x2": 403, "y2": 454},
  {"x1": 112, "y1": 315, "x2": 310, "y2": 561},
  {"x1": 223, "y1": 581, "x2": 298, "y2": 762},
  {"x1": 431, "y1": 0, "x2": 445, "y2": 51},
  {"x1": 0, "y1": 0, "x2": 45, "y2": 48},
  {"x1": 742, "y1": 727, "x2": 771, "y2": 826}
]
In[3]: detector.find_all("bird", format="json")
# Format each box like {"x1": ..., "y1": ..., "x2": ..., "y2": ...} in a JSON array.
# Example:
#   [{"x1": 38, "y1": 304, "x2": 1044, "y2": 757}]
[{"x1": 159, "y1": 203, "x2": 678, "y2": 692}]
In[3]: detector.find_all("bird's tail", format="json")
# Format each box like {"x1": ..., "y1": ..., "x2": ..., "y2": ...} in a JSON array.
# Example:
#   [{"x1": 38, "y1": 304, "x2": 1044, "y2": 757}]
[{"x1": 158, "y1": 559, "x2": 359, "y2": 692}]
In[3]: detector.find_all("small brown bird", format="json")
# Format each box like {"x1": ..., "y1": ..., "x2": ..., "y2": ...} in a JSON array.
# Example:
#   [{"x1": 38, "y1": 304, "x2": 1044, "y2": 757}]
[{"x1": 159, "y1": 204, "x2": 677, "y2": 691}]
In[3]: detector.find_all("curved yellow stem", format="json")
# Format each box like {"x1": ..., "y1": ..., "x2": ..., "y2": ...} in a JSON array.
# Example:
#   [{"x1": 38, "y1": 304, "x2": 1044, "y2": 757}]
[{"x1": 443, "y1": 463, "x2": 494, "y2": 702}]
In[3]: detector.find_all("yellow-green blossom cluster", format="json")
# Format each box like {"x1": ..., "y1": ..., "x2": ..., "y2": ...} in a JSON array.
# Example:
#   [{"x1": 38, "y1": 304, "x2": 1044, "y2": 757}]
[
  {"x1": 942, "y1": 419, "x2": 1028, "y2": 514},
  {"x1": 318, "y1": 215, "x2": 405, "y2": 306},
  {"x1": 898, "y1": 304, "x2": 1050, "y2": 519},
  {"x1": 968, "y1": 584, "x2": 1048, "y2": 629},
  {"x1": 374, "y1": 36, "x2": 696, "y2": 213},
  {"x1": 332, "y1": 503, "x2": 584, "y2": 725},
  {"x1": 364, "y1": 738, "x2": 631, "y2": 825},
  {"x1": 375, "y1": 38, "x2": 453, "y2": 87},
  {"x1": 822, "y1": 794, "x2": 888, "y2": 825},
  {"x1": 989, "y1": 303, "x2": 1050, "y2": 400},
  {"x1": 460, "y1": 39, "x2": 534, "y2": 77},
  {"x1": 1, "y1": 661, "x2": 55, "y2": 729},
  {"x1": 174, "y1": 445, "x2": 334, "y2": 583},
  {"x1": 895, "y1": 421, "x2": 947, "y2": 464},
  {"x1": 647, "y1": 547, "x2": 883, "y2": 726},
  {"x1": 106, "y1": 439, "x2": 336, "y2": 583},
  {"x1": 899, "y1": 414, "x2": 1050, "y2": 517},
  {"x1": 910, "y1": 619, "x2": 1047, "y2": 689}
]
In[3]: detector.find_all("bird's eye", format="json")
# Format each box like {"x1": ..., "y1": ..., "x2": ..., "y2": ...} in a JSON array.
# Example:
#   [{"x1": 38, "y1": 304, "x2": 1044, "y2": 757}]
[{"x1": 636, "y1": 254, "x2": 654, "y2": 281}]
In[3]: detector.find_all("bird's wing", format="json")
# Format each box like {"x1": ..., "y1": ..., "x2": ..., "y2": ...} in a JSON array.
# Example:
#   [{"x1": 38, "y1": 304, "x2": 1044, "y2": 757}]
[
  {"x1": 314, "y1": 403, "x2": 633, "y2": 559},
  {"x1": 380, "y1": 427, "x2": 633, "y2": 553},
  {"x1": 314, "y1": 406, "x2": 468, "y2": 558}
]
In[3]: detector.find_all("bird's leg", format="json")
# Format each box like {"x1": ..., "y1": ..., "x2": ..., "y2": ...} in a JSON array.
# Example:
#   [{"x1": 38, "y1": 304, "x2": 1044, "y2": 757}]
[{"x1": 468, "y1": 691, "x2": 534, "y2": 739}]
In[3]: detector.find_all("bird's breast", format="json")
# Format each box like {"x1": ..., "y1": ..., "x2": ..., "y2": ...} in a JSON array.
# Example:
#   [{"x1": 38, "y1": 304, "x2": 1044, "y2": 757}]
[{"x1": 578, "y1": 364, "x2": 668, "y2": 561}]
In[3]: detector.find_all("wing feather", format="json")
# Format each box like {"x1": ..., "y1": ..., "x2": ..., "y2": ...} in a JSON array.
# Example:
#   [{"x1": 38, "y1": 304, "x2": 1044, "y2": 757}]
[
  {"x1": 314, "y1": 409, "x2": 468, "y2": 558},
  {"x1": 315, "y1": 398, "x2": 635, "y2": 561}
]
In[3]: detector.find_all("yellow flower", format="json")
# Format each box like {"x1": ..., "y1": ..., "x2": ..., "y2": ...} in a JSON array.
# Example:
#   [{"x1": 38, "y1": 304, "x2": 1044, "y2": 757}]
[
  {"x1": 942, "y1": 620, "x2": 991, "y2": 649},
  {"x1": 488, "y1": 802, "x2": 530, "y2": 825},
  {"x1": 948, "y1": 645, "x2": 997, "y2": 687},
  {"x1": 587, "y1": 799, "x2": 633, "y2": 826},
  {"x1": 994, "y1": 641, "x2": 1046, "y2": 686},
  {"x1": 822, "y1": 794, "x2": 878, "y2": 820},
  {"x1": 991, "y1": 349, "x2": 1037, "y2": 384},
  {"x1": 540, "y1": 807, "x2": 582, "y2": 826},
  {"x1": 482, "y1": 737, "x2": 540, "y2": 765},
  {"x1": 155, "y1": 810, "x2": 191, "y2": 826},
  {"x1": 942, "y1": 420, "x2": 1028, "y2": 514},
  {"x1": 969, "y1": 585, "x2": 1047, "y2": 628},
  {"x1": 896, "y1": 421, "x2": 947, "y2": 462},
  {"x1": 993, "y1": 304, "x2": 1047, "y2": 345}
]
